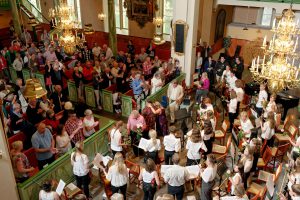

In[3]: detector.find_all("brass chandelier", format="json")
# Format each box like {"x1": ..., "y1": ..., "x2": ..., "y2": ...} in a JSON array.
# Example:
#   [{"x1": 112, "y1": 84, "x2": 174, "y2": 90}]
[
  {"x1": 49, "y1": 0, "x2": 84, "y2": 55},
  {"x1": 250, "y1": 7, "x2": 300, "y2": 93}
]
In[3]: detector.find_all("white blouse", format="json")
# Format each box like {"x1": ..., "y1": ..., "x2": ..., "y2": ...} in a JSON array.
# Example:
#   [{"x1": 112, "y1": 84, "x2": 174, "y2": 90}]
[
  {"x1": 83, "y1": 117, "x2": 96, "y2": 137},
  {"x1": 71, "y1": 152, "x2": 89, "y2": 176},
  {"x1": 202, "y1": 165, "x2": 217, "y2": 183},
  {"x1": 264, "y1": 101, "x2": 277, "y2": 118},
  {"x1": 186, "y1": 139, "x2": 207, "y2": 159},
  {"x1": 39, "y1": 190, "x2": 58, "y2": 200},
  {"x1": 107, "y1": 164, "x2": 128, "y2": 187},
  {"x1": 240, "y1": 119, "x2": 254, "y2": 137},
  {"x1": 261, "y1": 121, "x2": 275, "y2": 140},
  {"x1": 234, "y1": 87, "x2": 245, "y2": 102},
  {"x1": 243, "y1": 158, "x2": 253, "y2": 173},
  {"x1": 146, "y1": 139, "x2": 161, "y2": 152},
  {"x1": 198, "y1": 104, "x2": 214, "y2": 116},
  {"x1": 110, "y1": 128, "x2": 122, "y2": 152},
  {"x1": 231, "y1": 173, "x2": 243, "y2": 194},
  {"x1": 141, "y1": 169, "x2": 157, "y2": 183},
  {"x1": 201, "y1": 129, "x2": 213, "y2": 141},
  {"x1": 151, "y1": 77, "x2": 163, "y2": 95},
  {"x1": 228, "y1": 98, "x2": 238, "y2": 113},
  {"x1": 256, "y1": 90, "x2": 268, "y2": 108},
  {"x1": 163, "y1": 134, "x2": 181, "y2": 152}
]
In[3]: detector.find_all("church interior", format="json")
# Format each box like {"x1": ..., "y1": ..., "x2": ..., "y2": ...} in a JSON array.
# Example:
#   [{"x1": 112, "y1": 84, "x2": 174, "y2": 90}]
[{"x1": 0, "y1": 0, "x2": 300, "y2": 199}]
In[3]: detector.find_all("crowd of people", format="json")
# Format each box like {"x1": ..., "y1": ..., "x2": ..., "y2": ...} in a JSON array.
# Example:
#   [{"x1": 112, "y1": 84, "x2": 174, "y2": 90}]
[{"x1": 1, "y1": 27, "x2": 299, "y2": 200}]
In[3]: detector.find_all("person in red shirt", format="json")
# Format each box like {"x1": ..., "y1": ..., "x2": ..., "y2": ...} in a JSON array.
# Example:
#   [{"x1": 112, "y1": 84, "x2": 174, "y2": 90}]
[
  {"x1": 0, "y1": 53, "x2": 8, "y2": 79},
  {"x1": 143, "y1": 56, "x2": 153, "y2": 80},
  {"x1": 82, "y1": 60, "x2": 94, "y2": 84}
]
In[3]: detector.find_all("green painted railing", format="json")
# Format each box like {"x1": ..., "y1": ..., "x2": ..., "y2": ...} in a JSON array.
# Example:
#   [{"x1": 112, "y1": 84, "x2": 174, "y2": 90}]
[
  {"x1": 17, "y1": 116, "x2": 114, "y2": 200},
  {"x1": 141, "y1": 73, "x2": 186, "y2": 109}
]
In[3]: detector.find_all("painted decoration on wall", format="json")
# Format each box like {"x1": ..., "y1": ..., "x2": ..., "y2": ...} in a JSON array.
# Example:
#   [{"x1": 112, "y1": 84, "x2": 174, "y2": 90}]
[{"x1": 124, "y1": 0, "x2": 158, "y2": 28}]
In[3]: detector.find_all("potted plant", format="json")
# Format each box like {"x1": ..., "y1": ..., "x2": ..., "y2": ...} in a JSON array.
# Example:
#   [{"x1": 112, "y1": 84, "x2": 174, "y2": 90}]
[{"x1": 223, "y1": 36, "x2": 232, "y2": 54}]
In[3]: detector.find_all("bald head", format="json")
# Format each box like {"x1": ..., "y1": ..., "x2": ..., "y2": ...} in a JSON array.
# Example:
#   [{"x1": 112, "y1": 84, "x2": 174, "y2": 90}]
[{"x1": 37, "y1": 123, "x2": 46, "y2": 134}]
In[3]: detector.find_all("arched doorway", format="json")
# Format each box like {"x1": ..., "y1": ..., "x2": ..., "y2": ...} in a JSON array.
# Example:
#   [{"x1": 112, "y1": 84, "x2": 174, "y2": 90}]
[{"x1": 214, "y1": 9, "x2": 226, "y2": 42}]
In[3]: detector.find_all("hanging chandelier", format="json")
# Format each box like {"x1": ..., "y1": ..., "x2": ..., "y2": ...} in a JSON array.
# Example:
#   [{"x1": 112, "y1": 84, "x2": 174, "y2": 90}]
[
  {"x1": 49, "y1": 0, "x2": 83, "y2": 55},
  {"x1": 250, "y1": 7, "x2": 300, "y2": 93}
]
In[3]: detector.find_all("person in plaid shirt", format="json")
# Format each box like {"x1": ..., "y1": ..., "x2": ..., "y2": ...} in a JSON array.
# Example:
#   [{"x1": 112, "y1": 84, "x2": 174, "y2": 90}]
[
  {"x1": 65, "y1": 110, "x2": 84, "y2": 145},
  {"x1": 143, "y1": 56, "x2": 153, "y2": 80}
]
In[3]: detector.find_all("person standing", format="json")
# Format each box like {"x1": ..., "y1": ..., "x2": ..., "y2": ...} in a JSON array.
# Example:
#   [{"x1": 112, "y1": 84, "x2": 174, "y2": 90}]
[
  {"x1": 71, "y1": 141, "x2": 91, "y2": 199},
  {"x1": 256, "y1": 84, "x2": 268, "y2": 117},
  {"x1": 148, "y1": 101, "x2": 168, "y2": 137},
  {"x1": 65, "y1": 110, "x2": 84, "y2": 145},
  {"x1": 138, "y1": 158, "x2": 160, "y2": 200},
  {"x1": 201, "y1": 120, "x2": 214, "y2": 155},
  {"x1": 131, "y1": 72, "x2": 144, "y2": 111},
  {"x1": 163, "y1": 126, "x2": 181, "y2": 165},
  {"x1": 195, "y1": 72, "x2": 210, "y2": 104},
  {"x1": 215, "y1": 56, "x2": 227, "y2": 83},
  {"x1": 163, "y1": 153, "x2": 189, "y2": 200},
  {"x1": 12, "y1": 53, "x2": 23, "y2": 79},
  {"x1": 228, "y1": 90, "x2": 238, "y2": 132},
  {"x1": 167, "y1": 80, "x2": 184, "y2": 124},
  {"x1": 145, "y1": 129, "x2": 161, "y2": 163},
  {"x1": 127, "y1": 110, "x2": 146, "y2": 157},
  {"x1": 199, "y1": 154, "x2": 218, "y2": 200},
  {"x1": 110, "y1": 121, "x2": 124, "y2": 156},
  {"x1": 106, "y1": 153, "x2": 129, "y2": 199},
  {"x1": 233, "y1": 57, "x2": 244, "y2": 80},
  {"x1": 186, "y1": 129, "x2": 207, "y2": 166},
  {"x1": 31, "y1": 123, "x2": 56, "y2": 170}
]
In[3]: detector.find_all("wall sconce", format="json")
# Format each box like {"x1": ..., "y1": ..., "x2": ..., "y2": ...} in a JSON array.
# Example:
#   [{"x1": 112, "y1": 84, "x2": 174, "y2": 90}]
[{"x1": 98, "y1": 13, "x2": 106, "y2": 21}]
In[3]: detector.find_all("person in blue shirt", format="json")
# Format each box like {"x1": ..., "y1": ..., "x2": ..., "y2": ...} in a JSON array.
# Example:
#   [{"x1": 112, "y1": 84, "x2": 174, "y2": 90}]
[{"x1": 131, "y1": 72, "x2": 144, "y2": 110}]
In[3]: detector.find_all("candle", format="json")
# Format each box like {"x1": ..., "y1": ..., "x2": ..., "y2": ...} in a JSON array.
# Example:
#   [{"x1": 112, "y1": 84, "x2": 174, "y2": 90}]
[
  {"x1": 263, "y1": 36, "x2": 267, "y2": 47},
  {"x1": 257, "y1": 56, "x2": 260, "y2": 72},
  {"x1": 296, "y1": 70, "x2": 299, "y2": 79},
  {"x1": 199, "y1": 38, "x2": 202, "y2": 46},
  {"x1": 294, "y1": 37, "x2": 298, "y2": 52},
  {"x1": 272, "y1": 19, "x2": 276, "y2": 29},
  {"x1": 292, "y1": 58, "x2": 295, "y2": 67}
]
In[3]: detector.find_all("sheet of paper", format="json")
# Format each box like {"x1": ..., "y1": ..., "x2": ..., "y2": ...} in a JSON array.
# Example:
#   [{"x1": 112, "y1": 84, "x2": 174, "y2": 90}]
[
  {"x1": 55, "y1": 179, "x2": 66, "y2": 196},
  {"x1": 66, "y1": 183, "x2": 77, "y2": 191},
  {"x1": 92, "y1": 153, "x2": 103, "y2": 168},
  {"x1": 160, "y1": 165, "x2": 173, "y2": 175},
  {"x1": 266, "y1": 175, "x2": 275, "y2": 196},
  {"x1": 186, "y1": 195, "x2": 196, "y2": 200},
  {"x1": 185, "y1": 165, "x2": 200, "y2": 180},
  {"x1": 251, "y1": 108, "x2": 258, "y2": 119},
  {"x1": 220, "y1": 196, "x2": 238, "y2": 200},
  {"x1": 138, "y1": 138, "x2": 149, "y2": 151},
  {"x1": 102, "y1": 156, "x2": 112, "y2": 166},
  {"x1": 258, "y1": 170, "x2": 273, "y2": 182}
]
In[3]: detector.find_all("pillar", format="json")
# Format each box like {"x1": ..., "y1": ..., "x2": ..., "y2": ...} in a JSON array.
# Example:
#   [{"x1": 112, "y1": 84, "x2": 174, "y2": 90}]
[
  {"x1": 172, "y1": 0, "x2": 199, "y2": 86},
  {"x1": 107, "y1": 0, "x2": 117, "y2": 55},
  {"x1": 0, "y1": 118, "x2": 19, "y2": 200},
  {"x1": 9, "y1": 0, "x2": 22, "y2": 36},
  {"x1": 102, "y1": 0, "x2": 109, "y2": 32}
]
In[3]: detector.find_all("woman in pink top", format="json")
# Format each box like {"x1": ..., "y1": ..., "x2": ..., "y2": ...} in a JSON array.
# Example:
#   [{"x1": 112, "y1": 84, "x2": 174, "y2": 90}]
[{"x1": 195, "y1": 72, "x2": 210, "y2": 104}]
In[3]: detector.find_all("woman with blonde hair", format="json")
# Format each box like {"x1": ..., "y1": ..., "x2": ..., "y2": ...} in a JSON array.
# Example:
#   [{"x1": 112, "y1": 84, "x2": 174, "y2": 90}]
[
  {"x1": 261, "y1": 111, "x2": 275, "y2": 147},
  {"x1": 148, "y1": 101, "x2": 168, "y2": 136},
  {"x1": 11, "y1": 141, "x2": 35, "y2": 182},
  {"x1": 110, "y1": 121, "x2": 124, "y2": 156},
  {"x1": 239, "y1": 111, "x2": 254, "y2": 138},
  {"x1": 239, "y1": 145, "x2": 254, "y2": 189},
  {"x1": 71, "y1": 141, "x2": 91, "y2": 199},
  {"x1": 106, "y1": 152, "x2": 128, "y2": 199},
  {"x1": 138, "y1": 158, "x2": 160, "y2": 200},
  {"x1": 145, "y1": 129, "x2": 161, "y2": 163}
]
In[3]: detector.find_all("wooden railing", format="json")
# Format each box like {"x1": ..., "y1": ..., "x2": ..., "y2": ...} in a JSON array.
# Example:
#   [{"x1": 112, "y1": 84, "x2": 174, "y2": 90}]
[{"x1": 17, "y1": 115, "x2": 114, "y2": 200}]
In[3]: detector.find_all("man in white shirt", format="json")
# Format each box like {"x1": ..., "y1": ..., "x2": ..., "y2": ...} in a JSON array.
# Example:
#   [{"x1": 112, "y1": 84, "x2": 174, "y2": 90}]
[
  {"x1": 167, "y1": 80, "x2": 184, "y2": 123},
  {"x1": 92, "y1": 42, "x2": 101, "y2": 60},
  {"x1": 163, "y1": 126, "x2": 181, "y2": 165},
  {"x1": 103, "y1": 44, "x2": 113, "y2": 62},
  {"x1": 227, "y1": 71, "x2": 238, "y2": 90},
  {"x1": 163, "y1": 153, "x2": 189, "y2": 200},
  {"x1": 256, "y1": 84, "x2": 268, "y2": 116}
]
